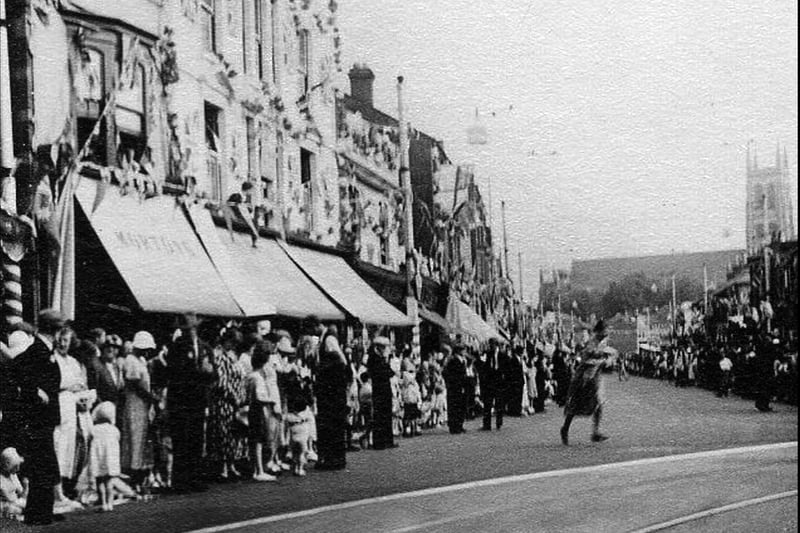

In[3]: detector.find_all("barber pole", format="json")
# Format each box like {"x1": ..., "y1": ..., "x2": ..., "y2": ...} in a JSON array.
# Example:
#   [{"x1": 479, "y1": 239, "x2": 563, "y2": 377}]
[{"x1": 0, "y1": 0, "x2": 22, "y2": 327}]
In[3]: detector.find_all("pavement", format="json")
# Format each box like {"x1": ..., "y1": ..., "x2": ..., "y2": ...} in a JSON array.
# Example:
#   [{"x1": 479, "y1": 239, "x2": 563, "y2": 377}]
[{"x1": 4, "y1": 376, "x2": 797, "y2": 533}]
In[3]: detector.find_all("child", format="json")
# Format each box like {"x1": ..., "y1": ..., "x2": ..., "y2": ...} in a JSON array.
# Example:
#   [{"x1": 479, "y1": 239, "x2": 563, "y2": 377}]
[
  {"x1": 246, "y1": 341, "x2": 278, "y2": 482},
  {"x1": 431, "y1": 377, "x2": 446, "y2": 427},
  {"x1": 89, "y1": 402, "x2": 121, "y2": 512},
  {"x1": 284, "y1": 392, "x2": 311, "y2": 477},
  {"x1": 0, "y1": 447, "x2": 27, "y2": 520},
  {"x1": 357, "y1": 371, "x2": 373, "y2": 449},
  {"x1": 401, "y1": 371, "x2": 422, "y2": 437}
]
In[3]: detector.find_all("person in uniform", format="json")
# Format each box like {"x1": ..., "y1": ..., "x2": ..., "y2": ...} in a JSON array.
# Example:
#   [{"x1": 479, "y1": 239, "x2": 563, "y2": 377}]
[
  {"x1": 560, "y1": 321, "x2": 616, "y2": 445},
  {"x1": 443, "y1": 342, "x2": 469, "y2": 434}
]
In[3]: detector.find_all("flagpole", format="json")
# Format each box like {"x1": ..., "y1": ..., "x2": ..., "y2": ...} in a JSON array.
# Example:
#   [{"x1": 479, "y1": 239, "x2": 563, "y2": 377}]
[
  {"x1": 501, "y1": 200, "x2": 509, "y2": 281},
  {"x1": 397, "y1": 76, "x2": 419, "y2": 355},
  {"x1": 1, "y1": 0, "x2": 22, "y2": 327}
]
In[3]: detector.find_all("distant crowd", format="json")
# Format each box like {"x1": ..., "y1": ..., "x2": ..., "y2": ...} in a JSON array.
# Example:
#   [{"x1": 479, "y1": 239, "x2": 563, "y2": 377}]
[{"x1": 627, "y1": 332, "x2": 798, "y2": 408}]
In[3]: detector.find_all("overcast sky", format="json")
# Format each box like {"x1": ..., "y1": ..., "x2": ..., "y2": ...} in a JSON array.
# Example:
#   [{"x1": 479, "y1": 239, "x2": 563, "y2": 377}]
[{"x1": 336, "y1": 0, "x2": 798, "y2": 302}]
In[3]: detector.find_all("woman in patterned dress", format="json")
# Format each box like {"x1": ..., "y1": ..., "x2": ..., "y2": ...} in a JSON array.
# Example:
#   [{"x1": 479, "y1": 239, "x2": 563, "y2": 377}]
[
  {"x1": 120, "y1": 331, "x2": 156, "y2": 493},
  {"x1": 207, "y1": 329, "x2": 246, "y2": 480}
]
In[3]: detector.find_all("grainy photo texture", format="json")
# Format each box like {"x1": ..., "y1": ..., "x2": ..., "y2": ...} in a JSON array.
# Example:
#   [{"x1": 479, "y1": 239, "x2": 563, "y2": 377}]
[{"x1": 0, "y1": 1, "x2": 797, "y2": 531}]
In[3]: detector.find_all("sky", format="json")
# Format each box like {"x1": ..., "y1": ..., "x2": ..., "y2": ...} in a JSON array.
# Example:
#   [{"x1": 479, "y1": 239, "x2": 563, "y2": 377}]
[{"x1": 335, "y1": 0, "x2": 798, "y2": 303}]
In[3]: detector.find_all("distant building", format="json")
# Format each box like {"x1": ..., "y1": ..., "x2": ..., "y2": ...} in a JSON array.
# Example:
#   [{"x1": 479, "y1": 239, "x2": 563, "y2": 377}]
[
  {"x1": 746, "y1": 141, "x2": 796, "y2": 253},
  {"x1": 569, "y1": 249, "x2": 746, "y2": 296}
]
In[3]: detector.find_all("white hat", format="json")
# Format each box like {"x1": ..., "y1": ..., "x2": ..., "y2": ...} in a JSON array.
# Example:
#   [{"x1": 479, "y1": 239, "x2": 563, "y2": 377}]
[
  {"x1": 132, "y1": 331, "x2": 156, "y2": 350},
  {"x1": 4, "y1": 331, "x2": 33, "y2": 359},
  {"x1": 0, "y1": 447, "x2": 24, "y2": 471}
]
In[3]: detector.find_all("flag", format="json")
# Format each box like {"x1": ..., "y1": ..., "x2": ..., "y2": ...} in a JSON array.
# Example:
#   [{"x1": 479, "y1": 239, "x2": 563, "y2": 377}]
[{"x1": 51, "y1": 167, "x2": 80, "y2": 320}]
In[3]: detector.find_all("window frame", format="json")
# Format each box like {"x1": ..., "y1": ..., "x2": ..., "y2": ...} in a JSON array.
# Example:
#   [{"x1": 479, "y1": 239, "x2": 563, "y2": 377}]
[{"x1": 200, "y1": 0, "x2": 217, "y2": 53}]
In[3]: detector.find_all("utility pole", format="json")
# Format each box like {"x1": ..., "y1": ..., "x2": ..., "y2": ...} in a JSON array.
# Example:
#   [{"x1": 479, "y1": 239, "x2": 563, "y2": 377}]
[
  {"x1": 517, "y1": 250, "x2": 524, "y2": 300},
  {"x1": 397, "y1": 76, "x2": 419, "y2": 355},
  {"x1": 501, "y1": 200, "x2": 509, "y2": 280}
]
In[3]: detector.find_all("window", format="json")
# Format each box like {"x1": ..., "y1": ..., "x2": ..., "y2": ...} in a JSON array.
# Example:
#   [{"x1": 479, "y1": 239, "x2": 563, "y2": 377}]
[
  {"x1": 205, "y1": 102, "x2": 223, "y2": 201},
  {"x1": 246, "y1": 117, "x2": 258, "y2": 180},
  {"x1": 116, "y1": 64, "x2": 147, "y2": 165},
  {"x1": 254, "y1": 0, "x2": 266, "y2": 79},
  {"x1": 241, "y1": 0, "x2": 248, "y2": 73},
  {"x1": 300, "y1": 148, "x2": 313, "y2": 184},
  {"x1": 754, "y1": 184, "x2": 764, "y2": 208},
  {"x1": 200, "y1": 0, "x2": 216, "y2": 53},
  {"x1": 298, "y1": 29, "x2": 310, "y2": 96},
  {"x1": 380, "y1": 234, "x2": 390, "y2": 266},
  {"x1": 767, "y1": 184, "x2": 777, "y2": 210}
]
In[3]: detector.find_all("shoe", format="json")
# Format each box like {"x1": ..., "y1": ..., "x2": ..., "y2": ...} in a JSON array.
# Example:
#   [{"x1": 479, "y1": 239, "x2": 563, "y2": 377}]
[
  {"x1": 560, "y1": 427, "x2": 569, "y2": 446},
  {"x1": 307, "y1": 450, "x2": 319, "y2": 462},
  {"x1": 591, "y1": 433, "x2": 609, "y2": 443},
  {"x1": 296, "y1": 468, "x2": 307, "y2": 477},
  {"x1": 278, "y1": 461, "x2": 292, "y2": 471},
  {"x1": 252, "y1": 472, "x2": 276, "y2": 482},
  {"x1": 266, "y1": 461, "x2": 281, "y2": 475}
]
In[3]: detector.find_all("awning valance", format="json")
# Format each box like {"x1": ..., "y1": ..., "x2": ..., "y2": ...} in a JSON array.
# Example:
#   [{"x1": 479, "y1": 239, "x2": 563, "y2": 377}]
[
  {"x1": 189, "y1": 208, "x2": 345, "y2": 321},
  {"x1": 446, "y1": 295, "x2": 502, "y2": 343},
  {"x1": 418, "y1": 305, "x2": 450, "y2": 331},
  {"x1": 75, "y1": 180, "x2": 242, "y2": 317},
  {"x1": 281, "y1": 243, "x2": 413, "y2": 327}
]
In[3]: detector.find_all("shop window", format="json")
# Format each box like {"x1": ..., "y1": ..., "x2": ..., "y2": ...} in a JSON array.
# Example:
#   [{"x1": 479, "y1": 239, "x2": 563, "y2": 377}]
[{"x1": 200, "y1": 0, "x2": 217, "y2": 53}]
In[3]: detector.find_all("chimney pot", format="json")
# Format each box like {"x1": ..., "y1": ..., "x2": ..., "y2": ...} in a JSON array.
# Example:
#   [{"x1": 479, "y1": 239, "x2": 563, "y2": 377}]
[{"x1": 348, "y1": 64, "x2": 375, "y2": 107}]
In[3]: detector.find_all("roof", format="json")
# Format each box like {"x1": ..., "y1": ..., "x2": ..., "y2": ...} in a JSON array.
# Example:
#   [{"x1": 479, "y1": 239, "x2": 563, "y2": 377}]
[
  {"x1": 570, "y1": 249, "x2": 746, "y2": 294},
  {"x1": 339, "y1": 94, "x2": 451, "y2": 164}
]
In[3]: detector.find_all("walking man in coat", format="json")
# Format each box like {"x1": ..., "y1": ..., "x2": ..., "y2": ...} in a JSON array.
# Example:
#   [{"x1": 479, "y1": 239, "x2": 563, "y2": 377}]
[
  {"x1": 443, "y1": 342, "x2": 468, "y2": 434},
  {"x1": 560, "y1": 320, "x2": 616, "y2": 445},
  {"x1": 14, "y1": 310, "x2": 66, "y2": 525}
]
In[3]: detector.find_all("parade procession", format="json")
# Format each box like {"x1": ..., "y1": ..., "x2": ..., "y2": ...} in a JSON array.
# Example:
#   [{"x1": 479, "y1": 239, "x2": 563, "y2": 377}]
[{"x1": 0, "y1": 1, "x2": 797, "y2": 531}]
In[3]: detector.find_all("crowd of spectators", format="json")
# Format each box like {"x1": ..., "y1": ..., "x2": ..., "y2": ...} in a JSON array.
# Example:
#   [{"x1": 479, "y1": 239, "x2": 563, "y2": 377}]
[
  {"x1": 0, "y1": 309, "x2": 588, "y2": 525},
  {"x1": 626, "y1": 331, "x2": 798, "y2": 408}
]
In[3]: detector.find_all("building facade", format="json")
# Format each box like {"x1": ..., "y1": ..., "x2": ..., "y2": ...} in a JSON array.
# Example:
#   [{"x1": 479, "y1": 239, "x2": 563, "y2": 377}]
[
  {"x1": 5, "y1": 0, "x2": 348, "y2": 324},
  {"x1": 745, "y1": 141, "x2": 796, "y2": 254}
]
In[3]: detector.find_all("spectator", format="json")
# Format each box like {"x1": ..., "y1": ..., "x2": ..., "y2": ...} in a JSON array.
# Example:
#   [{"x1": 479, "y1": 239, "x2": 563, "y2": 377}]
[
  {"x1": 14, "y1": 309, "x2": 65, "y2": 525},
  {"x1": 89, "y1": 402, "x2": 121, "y2": 512},
  {"x1": 367, "y1": 336, "x2": 396, "y2": 450},
  {"x1": 245, "y1": 341, "x2": 277, "y2": 482},
  {"x1": 718, "y1": 352, "x2": 733, "y2": 398},
  {"x1": 315, "y1": 325, "x2": 349, "y2": 470},
  {"x1": 0, "y1": 447, "x2": 27, "y2": 520},
  {"x1": 121, "y1": 331, "x2": 156, "y2": 494}
]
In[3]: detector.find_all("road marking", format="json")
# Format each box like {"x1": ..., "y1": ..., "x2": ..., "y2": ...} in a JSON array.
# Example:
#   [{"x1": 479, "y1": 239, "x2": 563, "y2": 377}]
[
  {"x1": 188, "y1": 441, "x2": 797, "y2": 533},
  {"x1": 631, "y1": 489, "x2": 799, "y2": 533}
]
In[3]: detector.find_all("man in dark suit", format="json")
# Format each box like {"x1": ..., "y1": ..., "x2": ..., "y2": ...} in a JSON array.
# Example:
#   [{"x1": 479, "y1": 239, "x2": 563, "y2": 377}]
[
  {"x1": 13, "y1": 309, "x2": 65, "y2": 525},
  {"x1": 443, "y1": 342, "x2": 468, "y2": 434},
  {"x1": 167, "y1": 313, "x2": 215, "y2": 493},
  {"x1": 477, "y1": 338, "x2": 506, "y2": 430}
]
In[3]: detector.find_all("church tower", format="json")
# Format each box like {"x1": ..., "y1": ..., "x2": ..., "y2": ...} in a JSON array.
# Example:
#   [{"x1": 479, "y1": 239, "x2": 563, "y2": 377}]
[{"x1": 745, "y1": 141, "x2": 796, "y2": 253}]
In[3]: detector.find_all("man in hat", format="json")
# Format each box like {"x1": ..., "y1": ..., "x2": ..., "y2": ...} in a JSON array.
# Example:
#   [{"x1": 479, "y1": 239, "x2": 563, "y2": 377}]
[
  {"x1": 477, "y1": 338, "x2": 506, "y2": 431},
  {"x1": 560, "y1": 320, "x2": 615, "y2": 445},
  {"x1": 13, "y1": 310, "x2": 66, "y2": 524},
  {"x1": 442, "y1": 342, "x2": 469, "y2": 434},
  {"x1": 167, "y1": 313, "x2": 214, "y2": 493}
]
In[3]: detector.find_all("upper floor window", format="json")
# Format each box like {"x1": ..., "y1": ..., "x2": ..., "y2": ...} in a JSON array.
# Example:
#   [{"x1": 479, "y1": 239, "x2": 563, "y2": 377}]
[
  {"x1": 298, "y1": 29, "x2": 310, "y2": 96},
  {"x1": 200, "y1": 0, "x2": 217, "y2": 53},
  {"x1": 246, "y1": 117, "x2": 259, "y2": 180},
  {"x1": 205, "y1": 102, "x2": 222, "y2": 153},
  {"x1": 205, "y1": 102, "x2": 224, "y2": 201},
  {"x1": 254, "y1": 0, "x2": 266, "y2": 79},
  {"x1": 300, "y1": 148, "x2": 313, "y2": 184},
  {"x1": 116, "y1": 64, "x2": 147, "y2": 165}
]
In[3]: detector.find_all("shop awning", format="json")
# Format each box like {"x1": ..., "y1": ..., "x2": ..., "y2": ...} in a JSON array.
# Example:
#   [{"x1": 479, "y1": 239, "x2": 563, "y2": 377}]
[
  {"x1": 75, "y1": 180, "x2": 242, "y2": 317},
  {"x1": 280, "y1": 243, "x2": 414, "y2": 327},
  {"x1": 189, "y1": 208, "x2": 345, "y2": 321},
  {"x1": 445, "y1": 295, "x2": 502, "y2": 343},
  {"x1": 419, "y1": 305, "x2": 450, "y2": 331}
]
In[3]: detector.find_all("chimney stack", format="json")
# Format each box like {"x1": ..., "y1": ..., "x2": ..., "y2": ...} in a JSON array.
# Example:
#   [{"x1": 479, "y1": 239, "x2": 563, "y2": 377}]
[{"x1": 348, "y1": 64, "x2": 375, "y2": 107}]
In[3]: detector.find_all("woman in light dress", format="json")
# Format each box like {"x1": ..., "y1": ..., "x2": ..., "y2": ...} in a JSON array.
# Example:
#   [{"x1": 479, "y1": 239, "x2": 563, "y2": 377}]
[{"x1": 120, "y1": 332, "x2": 155, "y2": 493}]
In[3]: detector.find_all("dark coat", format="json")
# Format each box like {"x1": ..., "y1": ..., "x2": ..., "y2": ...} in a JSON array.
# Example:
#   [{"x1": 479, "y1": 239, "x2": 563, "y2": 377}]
[
  {"x1": 88, "y1": 356, "x2": 122, "y2": 405},
  {"x1": 168, "y1": 334, "x2": 214, "y2": 416},
  {"x1": 13, "y1": 336, "x2": 61, "y2": 430}
]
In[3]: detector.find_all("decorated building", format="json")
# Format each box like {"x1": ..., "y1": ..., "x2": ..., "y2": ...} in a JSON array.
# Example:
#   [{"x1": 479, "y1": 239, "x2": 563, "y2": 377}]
[{"x1": 4, "y1": 0, "x2": 412, "y2": 336}]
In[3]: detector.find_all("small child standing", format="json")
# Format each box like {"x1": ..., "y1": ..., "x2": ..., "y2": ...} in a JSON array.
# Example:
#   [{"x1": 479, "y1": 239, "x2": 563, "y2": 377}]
[
  {"x1": 357, "y1": 372, "x2": 373, "y2": 449},
  {"x1": 89, "y1": 402, "x2": 121, "y2": 512},
  {"x1": 401, "y1": 371, "x2": 422, "y2": 437},
  {"x1": 284, "y1": 394, "x2": 311, "y2": 477},
  {"x1": 0, "y1": 447, "x2": 28, "y2": 520}
]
